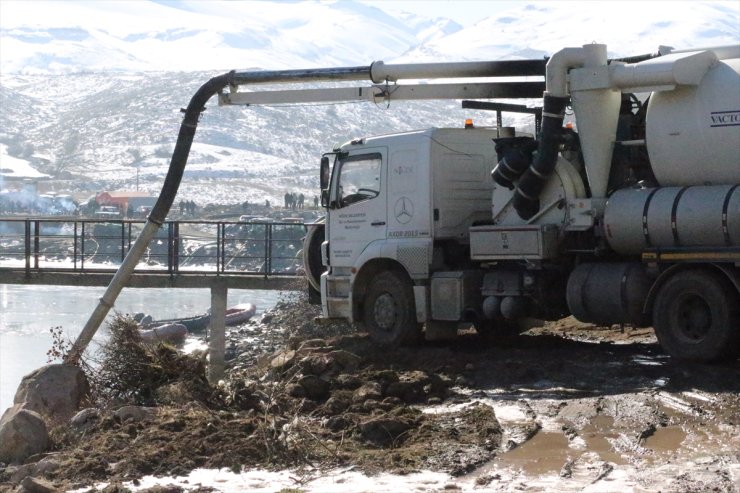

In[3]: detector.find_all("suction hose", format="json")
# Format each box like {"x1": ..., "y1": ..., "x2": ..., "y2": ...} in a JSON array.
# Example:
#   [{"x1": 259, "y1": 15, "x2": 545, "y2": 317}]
[
  {"x1": 512, "y1": 94, "x2": 569, "y2": 220},
  {"x1": 65, "y1": 71, "x2": 234, "y2": 364}
]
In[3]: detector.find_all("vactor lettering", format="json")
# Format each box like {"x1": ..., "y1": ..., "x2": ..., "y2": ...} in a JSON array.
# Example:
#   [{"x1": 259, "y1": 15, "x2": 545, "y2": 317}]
[{"x1": 710, "y1": 110, "x2": 740, "y2": 127}]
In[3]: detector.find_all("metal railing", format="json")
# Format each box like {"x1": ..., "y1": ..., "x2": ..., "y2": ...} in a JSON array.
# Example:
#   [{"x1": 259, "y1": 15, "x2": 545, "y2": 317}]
[{"x1": 0, "y1": 218, "x2": 307, "y2": 278}]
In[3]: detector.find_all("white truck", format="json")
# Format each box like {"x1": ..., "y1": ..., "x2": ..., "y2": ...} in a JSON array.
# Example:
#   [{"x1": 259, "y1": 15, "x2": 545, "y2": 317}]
[
  {"x1": 299, "y1": 43, "x2": 740, "y2": 362},
  {"x1": 216, "y1": 42, "x2": 740, "y2": 362},
  {"x1": 71, "y1": 43, "x2": 740, "y2": 364}
]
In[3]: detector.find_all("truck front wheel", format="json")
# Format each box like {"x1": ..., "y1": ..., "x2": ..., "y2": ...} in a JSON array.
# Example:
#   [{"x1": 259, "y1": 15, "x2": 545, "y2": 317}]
[
  {"x1": 653, "y1": 270, "x2": 740, "y2": 362},
  {"x1": 362, "y1": 270, "x2": 421, "y2": 346}
]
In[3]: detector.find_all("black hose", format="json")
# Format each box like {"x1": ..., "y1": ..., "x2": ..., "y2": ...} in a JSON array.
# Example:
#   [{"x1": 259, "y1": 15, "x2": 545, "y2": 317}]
[
  {"x1": 491, "y1": 136, "x2": 538, "y2": 190},
  {"x1": 513, "y1": 94, "x2": 570, "y2": 220},
  {"x1": 149, "y1": 71, "x2": 234, "y2": 225}
]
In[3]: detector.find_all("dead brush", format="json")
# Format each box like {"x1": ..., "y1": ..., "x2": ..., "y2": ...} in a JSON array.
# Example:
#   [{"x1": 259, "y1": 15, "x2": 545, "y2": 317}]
[
  {"x1": 88, "y1": 314, "x2": 219, "y2": 407},
  {"x1": 224, "y1": 351, "x2": 342, "y2": 470}
]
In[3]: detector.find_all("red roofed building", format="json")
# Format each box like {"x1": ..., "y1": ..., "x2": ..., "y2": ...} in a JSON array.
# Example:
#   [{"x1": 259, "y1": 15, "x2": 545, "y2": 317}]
[{"x1": 96, "y1": 191, "x2": 156, "y2": 213}]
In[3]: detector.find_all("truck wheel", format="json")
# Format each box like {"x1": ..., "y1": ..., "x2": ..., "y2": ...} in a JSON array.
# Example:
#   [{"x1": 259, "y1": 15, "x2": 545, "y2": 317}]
[
  {"x1": 362, "y1": 270, "x2": 421, "y2": 346},
  {"x1": 653, "y1": 270, "x2": 740, "y2": 362}
]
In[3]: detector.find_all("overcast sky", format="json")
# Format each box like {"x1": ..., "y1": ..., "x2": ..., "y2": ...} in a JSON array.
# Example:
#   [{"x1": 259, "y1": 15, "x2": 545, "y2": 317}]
[
  {"x1": 361, "y1": 0, "x2": 739, "y2": 27},
  {"x1": 360, "y1": 0, "x2": 522, "y2": 26}
]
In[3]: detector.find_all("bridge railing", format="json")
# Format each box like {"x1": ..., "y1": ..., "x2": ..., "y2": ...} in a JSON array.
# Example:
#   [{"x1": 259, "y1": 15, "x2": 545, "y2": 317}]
[{"x1": 0, "y1": 218, "x2": 307, "y2": 277}]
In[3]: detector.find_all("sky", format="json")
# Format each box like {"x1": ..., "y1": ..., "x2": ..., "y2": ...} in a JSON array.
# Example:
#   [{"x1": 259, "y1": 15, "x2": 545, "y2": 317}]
[{"x1": 360, "y1": 0, "x2": 522, "y2": 26}]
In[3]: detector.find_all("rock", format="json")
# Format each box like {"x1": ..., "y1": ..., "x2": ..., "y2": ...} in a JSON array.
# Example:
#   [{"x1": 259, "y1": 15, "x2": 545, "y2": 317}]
[
  {"x1": 362, "y1": 399, "x2": 383, "y2": 412},
  {"x1": 70, "y1": 408, "x2": 99, "y2": 427},
  {"x1": 382, "y1": 396, "x2": 402, "y2": 406},
  {"x1": 299, "y1": 354, "x2": 331, "y2": 375},
  {"x1": 286, "y1": 383, "x2": 306, "y2": 398},
  {"x1": 10, "y1": 463, "x2": 36, "y2": 484},
  {"x1": 114, "y1": 406, "x2": 156, "y2": 423},
  {"x1": 385, "y1": 370, "x2": 448, "y2": 403},
  {"x1": 324, "y1": 396, "x2": 349, "y2": 414},
  {"x1": 359, "y1": 415, "x2": 415, "y2": 446},
  {"x1": 0, "y1": 406, "x2": 49, "y2": 464},
  {"x1": 19, "y1": 476, "x2": 57, "y2": 493},
  {"x1": 298, "y1": 338, "x2": 326, "y2": 350},
  {"x1": 385, "y1": 372, "x2": 428, "y2": 403},
  {"x1": 298, "y1": 375, "x2": 330, "y2": 400},
  {"x1": 335, "y1": 373, "x2": 362, "y2": 389},
  {"x1": 352, "y1": 382, "x2": 383, "y2": 403},
  {"x1": 325, "y1": 415, "x2": 352, "y2": 432},
  {"x1": 269, "y1": 350, "x2": 296, "y2": 372},
  {"x1": 10, "y1": 456, "x2": 59, "y2": 484},
  {"x1": 327, "y1": 350, "x2": 362, "y2": 370},
  {"x1": 14, "y1": 364, "x2": 89, "y2": 422}
]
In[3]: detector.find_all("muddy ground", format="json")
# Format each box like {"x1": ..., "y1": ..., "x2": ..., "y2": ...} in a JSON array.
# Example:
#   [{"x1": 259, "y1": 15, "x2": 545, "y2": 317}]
[{"x1": 2, "y1": 297, "x2": 738, "y2": 492}]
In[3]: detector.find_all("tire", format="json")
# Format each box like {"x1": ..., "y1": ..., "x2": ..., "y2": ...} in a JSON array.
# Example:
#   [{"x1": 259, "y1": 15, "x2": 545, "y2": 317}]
[
  {"x1": 362, "y1": 270, "x2": 421, "y2": 346},
  {"x1": 652, "y1": 269, "x2": 740, "y2": 362},
  {"x1": 302, "y1": 221, "x2": 325, "y2": 292}
]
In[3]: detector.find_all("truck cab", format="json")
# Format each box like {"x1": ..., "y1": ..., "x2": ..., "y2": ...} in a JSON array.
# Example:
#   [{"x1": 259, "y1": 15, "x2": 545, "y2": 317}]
[{"x1": 318, "y1": 127, "x2": 499, "y2": 343}]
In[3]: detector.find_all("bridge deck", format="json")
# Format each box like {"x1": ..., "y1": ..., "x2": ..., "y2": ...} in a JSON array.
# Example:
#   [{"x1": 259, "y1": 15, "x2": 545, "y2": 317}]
[{"x1": 0, "y1": 217, "x2": 309, "y2": 290}]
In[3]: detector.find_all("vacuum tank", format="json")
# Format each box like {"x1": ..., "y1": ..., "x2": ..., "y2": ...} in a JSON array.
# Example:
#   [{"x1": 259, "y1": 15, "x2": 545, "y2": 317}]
[{"x1": 646, "y1": 57, "x2": 740, "y2": 186}]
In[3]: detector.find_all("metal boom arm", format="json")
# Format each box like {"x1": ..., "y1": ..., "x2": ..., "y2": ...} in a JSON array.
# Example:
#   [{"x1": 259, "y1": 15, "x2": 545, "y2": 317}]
[{"x1": 220, "y1": 58, "x2": 546, "y2": 106}]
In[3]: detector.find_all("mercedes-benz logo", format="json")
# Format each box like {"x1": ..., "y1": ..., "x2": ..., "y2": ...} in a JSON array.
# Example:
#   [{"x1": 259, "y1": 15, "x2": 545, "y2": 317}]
[{"x1": 394, "y1": 197, "x2": 414, "y2": 224}]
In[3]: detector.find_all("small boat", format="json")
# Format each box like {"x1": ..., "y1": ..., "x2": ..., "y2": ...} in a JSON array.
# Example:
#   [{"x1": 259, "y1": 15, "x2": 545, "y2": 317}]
[
  {"x1": 225, "y1": 303, "x2": 257, "y2": 326},
  {"x1": 138, "y1": 323, "x2": 188, "y2": 344},
  {"x1": 139, "y1": 303, "x2": 256, "y2": 334},
  {"x1": 143, "y1": 313, "x2": 211, "y2": 333}
]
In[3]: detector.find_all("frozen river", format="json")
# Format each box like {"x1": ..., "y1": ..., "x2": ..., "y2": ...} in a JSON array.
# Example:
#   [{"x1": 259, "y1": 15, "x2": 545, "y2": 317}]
[{"x1": 0, "y1": 284, "x2": 285, "y2": 413}]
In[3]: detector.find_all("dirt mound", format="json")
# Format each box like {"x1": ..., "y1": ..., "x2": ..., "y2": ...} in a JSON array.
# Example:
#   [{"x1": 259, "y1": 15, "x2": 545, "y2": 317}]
[{"x1": 2, "y1": 298, "x2": 738, "y2": 492}]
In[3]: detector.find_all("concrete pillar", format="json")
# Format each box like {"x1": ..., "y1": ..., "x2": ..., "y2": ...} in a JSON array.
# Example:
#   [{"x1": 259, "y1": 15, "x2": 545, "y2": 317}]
[{"x1": 207, "y1": 280, "x2": 227, "y2": 384}]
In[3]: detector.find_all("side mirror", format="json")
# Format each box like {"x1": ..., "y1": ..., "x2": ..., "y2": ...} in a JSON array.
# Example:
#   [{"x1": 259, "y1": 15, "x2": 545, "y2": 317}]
[
  {"x1": 321, "y1": 189, "x2": 331, "y2": 209},
  {"x1": 320, "y1": 156, "x2": 330, "y2": 190}
]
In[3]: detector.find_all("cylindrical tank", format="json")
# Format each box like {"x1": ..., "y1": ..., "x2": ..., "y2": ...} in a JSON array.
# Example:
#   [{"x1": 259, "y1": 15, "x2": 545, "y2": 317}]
[
  {"x1": 566, "y1": 262, "x2": 651, "y2": 327},
  {"x1": 646, "y1": 57, "x2": 740, "y2": 186},
  {"x1": 604, "y1": 185, "x2": 740, "y2": 255}
]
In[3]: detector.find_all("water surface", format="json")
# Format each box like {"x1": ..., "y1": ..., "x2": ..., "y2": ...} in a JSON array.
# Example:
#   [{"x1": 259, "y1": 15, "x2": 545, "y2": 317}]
[{"x1": 0, "y1": 284, "x2": 285, "y2": 412}]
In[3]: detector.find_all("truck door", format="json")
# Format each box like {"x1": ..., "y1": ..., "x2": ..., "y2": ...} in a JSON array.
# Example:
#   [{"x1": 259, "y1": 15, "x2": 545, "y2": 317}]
[{"x1": 328, "y1": 149, "x2": 387, "y2": 268}]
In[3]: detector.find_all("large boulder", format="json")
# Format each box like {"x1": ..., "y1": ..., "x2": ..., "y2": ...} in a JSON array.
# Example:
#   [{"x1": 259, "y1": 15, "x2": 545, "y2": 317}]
[
  {"x1": 0, "y1": 405, "x2": 50, "y2": 464},
  {"x1": 14, "y1": 364, "x2": 89, "y2": 422}
]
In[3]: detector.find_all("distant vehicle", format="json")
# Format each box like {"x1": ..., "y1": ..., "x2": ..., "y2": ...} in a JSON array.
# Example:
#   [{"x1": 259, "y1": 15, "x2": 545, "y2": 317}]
[
  {"x1": 136, "y1": 205, "x2": 153, "y2": 218},
  {"x1": 239, "y1": 215, "x2": 273, "y2": 223},
  {"x1": 94, "y1": 205, "x2": 121, "y2": 219}
]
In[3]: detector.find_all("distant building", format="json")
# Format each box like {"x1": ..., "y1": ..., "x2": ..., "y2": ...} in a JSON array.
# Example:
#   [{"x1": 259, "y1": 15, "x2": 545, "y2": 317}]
[{"x1": 96, "y1": 191, "x2": 156, "y2": 214}]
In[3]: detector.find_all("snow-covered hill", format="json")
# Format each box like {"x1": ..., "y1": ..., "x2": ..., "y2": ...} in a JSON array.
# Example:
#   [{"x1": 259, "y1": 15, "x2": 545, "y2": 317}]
[
  {"x1": 0, "y1": 0, "x2": 459, "y2": 74},
  {"x1": 0, "y1": 0, "x2": 738, "y2": 208}
]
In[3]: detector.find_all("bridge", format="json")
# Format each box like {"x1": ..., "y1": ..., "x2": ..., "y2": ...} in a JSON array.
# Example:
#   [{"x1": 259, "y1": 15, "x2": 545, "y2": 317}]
[{"x1": 0, "y1": 217, "x2": 308, "y2": 290}]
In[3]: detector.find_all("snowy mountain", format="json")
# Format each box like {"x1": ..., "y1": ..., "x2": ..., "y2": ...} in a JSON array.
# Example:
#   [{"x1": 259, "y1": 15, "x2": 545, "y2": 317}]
[
  {"x1": 0, "y1": 0, "x2": 738, "y2": 208},
  {"x1": 395, "y1": 1, "x2": 740, "y2": 62},
  {"x1": 0, "y1": 0, "x2": 459, "y2": 74}
]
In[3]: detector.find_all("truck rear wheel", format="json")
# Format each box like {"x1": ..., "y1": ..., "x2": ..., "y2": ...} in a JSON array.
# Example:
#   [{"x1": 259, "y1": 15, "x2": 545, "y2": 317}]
[
  {"x1": 653, "y1": 270, "x2": 740, "y2": 362},
  {"x1": 362, "y1": 270, "x2": 421, "y2": 346}
]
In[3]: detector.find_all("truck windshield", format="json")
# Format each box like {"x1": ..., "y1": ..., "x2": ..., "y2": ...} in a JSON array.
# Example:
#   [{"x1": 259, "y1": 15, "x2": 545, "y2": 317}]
[{"x1": 336, "y1": 153, "x2": 381, "y2": 207}]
